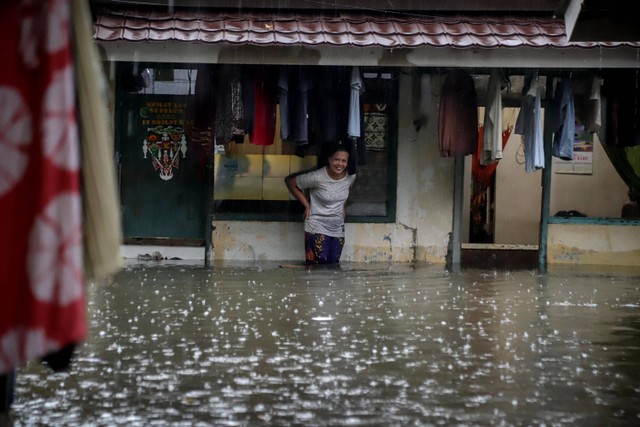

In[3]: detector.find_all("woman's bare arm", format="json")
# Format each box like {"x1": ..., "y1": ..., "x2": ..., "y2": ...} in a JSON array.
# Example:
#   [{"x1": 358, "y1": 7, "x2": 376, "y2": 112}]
[{"x1": 285, "y1": 174, "x2": 310, "y2": 219}]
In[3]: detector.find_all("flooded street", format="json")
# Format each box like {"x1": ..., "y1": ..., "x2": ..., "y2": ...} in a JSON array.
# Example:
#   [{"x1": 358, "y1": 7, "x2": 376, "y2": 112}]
[{"x1": 11, "y1": 262, "x2": 640, "y2": 426}]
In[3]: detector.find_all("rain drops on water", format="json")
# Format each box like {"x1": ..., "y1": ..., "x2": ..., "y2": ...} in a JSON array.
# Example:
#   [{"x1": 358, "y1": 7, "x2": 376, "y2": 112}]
[{"x1": 14, "y1": 264, "x2": 640, "y2": 425}]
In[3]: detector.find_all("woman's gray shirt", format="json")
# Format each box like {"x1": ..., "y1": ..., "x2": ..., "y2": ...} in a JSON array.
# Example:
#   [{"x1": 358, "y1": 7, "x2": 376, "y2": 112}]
[{"x1": 295, "y1": 167, "x2": 356, "y2": 237}]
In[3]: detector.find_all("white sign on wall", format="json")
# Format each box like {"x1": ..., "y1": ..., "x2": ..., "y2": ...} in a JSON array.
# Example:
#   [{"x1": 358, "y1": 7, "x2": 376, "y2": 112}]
[{"x1": 554, "y1": 126, "x2": 593, "y2": 175}]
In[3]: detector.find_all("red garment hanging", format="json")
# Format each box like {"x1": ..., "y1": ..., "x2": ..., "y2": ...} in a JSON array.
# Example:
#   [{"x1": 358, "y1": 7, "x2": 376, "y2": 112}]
[
  {"x1": 438, "y1": 70, "x2": 478, "y2": 157},
  {"x1": 472, "y1": 126, "x2": 512, "y2": 191},
  {"x1": 0, "y1": 0, "x2": 86, "y2": 375},
  {"x1": 251, "y1": 71, "x2": 277, "y2": 146}
]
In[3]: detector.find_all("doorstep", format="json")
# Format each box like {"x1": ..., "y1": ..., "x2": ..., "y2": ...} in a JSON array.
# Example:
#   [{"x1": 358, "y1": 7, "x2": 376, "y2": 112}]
[{"x1": 461, "y1": 243, "x2": 539, "y2": 269}]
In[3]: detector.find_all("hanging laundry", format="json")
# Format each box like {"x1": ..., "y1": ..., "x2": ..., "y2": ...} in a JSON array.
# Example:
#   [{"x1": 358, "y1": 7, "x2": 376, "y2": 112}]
[
  {"x1": 243, "y1": 71, "x2": 255, "y2": 138},
  {"x1": 347, "y1": 66, "x2": 366, "y2": 168},
  {"x1": 473, "y1": 125, "x2": 513, "y2": 191},
  {"x1": 481, "y1": 70, "x2": 509, "y2": 165},
  {"x1": 278, "y1": 66, "x2": 314, "y2": 144},
  {"x1": 601, "y1": 69, "x2": 640, "y2": 147},
  {"x1": 585, "y1": 75, "x2": 602, "y2": 134},
  {"x1": 213, "y1": 65, "x2": 249, "y2": 145},
  {"x1": 438, "y1": 70, "x2": 478, "y2": 157},
  {"x1": 0, "y1": 0, "x2": 86, "y2": 375},
  {"x1": 291, "y1": 68, "x2": 313, "y2": 144},
  {"x1": 229, "y1": 71, "x2": 248, "y2": 143},
  {"x1": 314, "y1": 67, "x2": 351, "y2": 170},
  {"x1": 313, "y1": 67, "x2": 351, "y2": 168},
  {"x1": 251, "y1": 67, "x2": 277, "y2": 146},
  {"x1": 514, "y1": 72, "x2": 545, "y2": 172},
  {"x1": 551, "y1": 78, "x2": 575, "y2": 161},
  {"x1": 348, "y1": 66, "x2": 364, "y2": 138},
  {"x1": 278, "y1": 67, "x2": 290, "y2": 141},
  {"x1": 214, "y1": 65, "x2": 233, "y2": 144},
  {"x1": 189, "y1": 64, "x2": 216, "y2": 130},
  {"x1": 316, "y1": 66, "x2": 349, "y2": 144}
]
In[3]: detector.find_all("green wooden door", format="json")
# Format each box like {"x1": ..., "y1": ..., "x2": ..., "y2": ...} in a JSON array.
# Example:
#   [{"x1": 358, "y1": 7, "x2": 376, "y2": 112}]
[{"x1": 118, "y1": 94, "x2": 206, "y2": 241}]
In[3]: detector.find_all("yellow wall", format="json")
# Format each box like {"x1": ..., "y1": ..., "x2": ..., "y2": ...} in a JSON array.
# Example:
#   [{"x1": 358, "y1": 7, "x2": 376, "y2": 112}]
[{"x1": 548, "y1": 224, "x2": 640, "y2": 266}]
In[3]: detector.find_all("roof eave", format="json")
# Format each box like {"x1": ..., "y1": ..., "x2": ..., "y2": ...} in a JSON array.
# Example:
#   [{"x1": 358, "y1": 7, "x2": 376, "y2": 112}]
[{"x1": 97, "y1": 40, "x2": 640, "y2": 69}]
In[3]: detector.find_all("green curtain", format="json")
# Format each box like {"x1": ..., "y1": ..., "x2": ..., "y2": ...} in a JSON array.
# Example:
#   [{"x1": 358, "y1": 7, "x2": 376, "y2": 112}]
[
  {"x1": 599, "y1": 70, "x2": 640, "y2": 202},
  {"x1": 598, "y1": 90, "x2": 640, "y2": 202},
  {"x1": 598, "y1": 143, "x2": 640, "y2": 201}
]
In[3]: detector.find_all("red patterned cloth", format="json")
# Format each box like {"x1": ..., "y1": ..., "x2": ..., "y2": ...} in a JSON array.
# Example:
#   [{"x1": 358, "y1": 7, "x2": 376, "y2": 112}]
[
  {"x1": 0, "y1": 0, "x2": 86, "y2": 374},
  {"x1": 472, "y1": 126, "x2": 512, "y2": 191}
]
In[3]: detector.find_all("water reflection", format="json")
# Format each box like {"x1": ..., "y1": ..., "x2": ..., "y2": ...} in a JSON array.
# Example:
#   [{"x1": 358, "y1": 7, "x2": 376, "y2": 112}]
[{"x1": 11, "y1": 262, "x2": 640, "y2": 426}]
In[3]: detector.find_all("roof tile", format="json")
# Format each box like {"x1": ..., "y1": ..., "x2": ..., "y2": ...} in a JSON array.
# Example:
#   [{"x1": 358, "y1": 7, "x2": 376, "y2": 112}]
[
  {"x1": 414, "y1": 21, "x2": 446, "y2": 36},
  {"x1": 149, "y1": 28, "x2": 174, "y2": 41},
  {"x1": 94, "y1": 26, "x2": 124, "y2": 40},
  {"x1": 491, "y1": 23, "x2": 519, "y2": 36},
  {"x1": 174, "y1": 28, "x2": 200, "y2": 42},
  {"x1": 398, "y1": 33, "x2": 428, "y2": 47},
  {"x1": 94, "y1": 9, "x2": 640, "y2": 49},
  {"x1": 273, "y1": 19, "x2": 298, "y2": 33},
  {"x1": 372, "y1": 33, "x2": 402, "y2": 48},
  {"x1": 199, "y1": 19, "x2": 225, "y2": 32},
  {"x1": 449, "y1": 33, "x2": 478, "y2": 48},
  {"x1": 197, "y1": 31, "x2": 225, "y2": 43},
  {"x1": 124, "y1": 17, "x2": 150, "y2": 30},
  {"x1": 301, "y1": 31, "x2": 327, "y2": 45},
  {"x1": 368, "y1": 20, "x2": 397, "y2": 35},
  {"x1": 347, "y1": 21, "x2": 374, "y2": 35},
  {"x1": 273, "y1": 32, "x2": 301, "y2": 44},
  {"x1": 421, "y1": 33, "x2": 450, "y2": 46},
  {"x1": 443, "y1": 21, "x2": 471, "y2": 36},
  {"x1": 323, "y1": 32, "x2": 350, "y2": 46},
  {"x1": 464, "y1": 21, "x2": 495, "y2": 36},
  {"x1": 223, "y1": 31, "x2": 251, "y2": 44},
  {"x1": 321, "y1": 20, "x2": 348, "y2": 34},
  {"x1": 224, "y1": 18, "x2": 251, "y2": 32},
  {"x1": 173, "y1": 18, "x2": 199, "y2": 31},
  {"x1": 497, "y1": 35, "x2": 526, "y2": 48},
  {"x1": 124, "y1": 28, "x2": 150, "y2": 42}
]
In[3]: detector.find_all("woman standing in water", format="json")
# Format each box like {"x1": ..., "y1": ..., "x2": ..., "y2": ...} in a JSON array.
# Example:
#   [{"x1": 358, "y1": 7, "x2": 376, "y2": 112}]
[{"x1": 285, "y1": 143, "x2": 356, "y2": 265}]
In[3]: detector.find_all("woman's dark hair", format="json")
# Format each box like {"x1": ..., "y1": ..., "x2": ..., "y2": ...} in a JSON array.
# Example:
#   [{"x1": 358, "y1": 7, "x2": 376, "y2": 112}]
[{"x1": 317, "y1": 140, "x2": 357, "y2": 175}]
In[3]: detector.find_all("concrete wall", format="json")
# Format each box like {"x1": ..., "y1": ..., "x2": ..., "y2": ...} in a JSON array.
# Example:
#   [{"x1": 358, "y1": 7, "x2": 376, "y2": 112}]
[
  {"x1": 211, "y1": 71, "x2": 455, "y2": 263},
  {"x1": 547, "y1": 224, "x2": 640, "y2": 266},
  {"x1": 549, "y1": 134, "x2": 629, "y2": 218}
]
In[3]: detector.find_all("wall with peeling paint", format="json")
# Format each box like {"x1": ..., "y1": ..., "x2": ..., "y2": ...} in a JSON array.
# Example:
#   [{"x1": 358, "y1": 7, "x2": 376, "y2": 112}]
[
  {"x1": 547, "y1": 224, "x2": 640, "y2": 266},
  {"x1": 211, "y1": 70, "x2": 455, "y2": 263}
]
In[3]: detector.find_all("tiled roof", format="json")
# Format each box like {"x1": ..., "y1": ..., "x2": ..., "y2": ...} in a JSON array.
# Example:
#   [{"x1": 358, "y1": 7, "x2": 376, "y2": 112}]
[{"x1": 94, "y1": 9, "x2": 639, "y2": 49}]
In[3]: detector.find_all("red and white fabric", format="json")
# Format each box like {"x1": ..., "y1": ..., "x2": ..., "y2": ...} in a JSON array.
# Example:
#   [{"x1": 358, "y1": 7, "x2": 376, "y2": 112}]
[{"x1": 0, "y1": 0, "x2": 86, "y2": 375}]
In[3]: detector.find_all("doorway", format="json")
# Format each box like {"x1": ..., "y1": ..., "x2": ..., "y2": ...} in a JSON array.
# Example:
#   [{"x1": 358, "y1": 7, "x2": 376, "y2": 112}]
[{"x1": 462, "y1": 107, "x2": 541, "y2": 268}]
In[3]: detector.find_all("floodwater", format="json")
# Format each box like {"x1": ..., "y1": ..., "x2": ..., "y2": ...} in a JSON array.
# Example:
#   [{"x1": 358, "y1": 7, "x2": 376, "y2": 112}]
[{"x1": 10, "y1": 261, "x2": 640, "y2": 426}]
